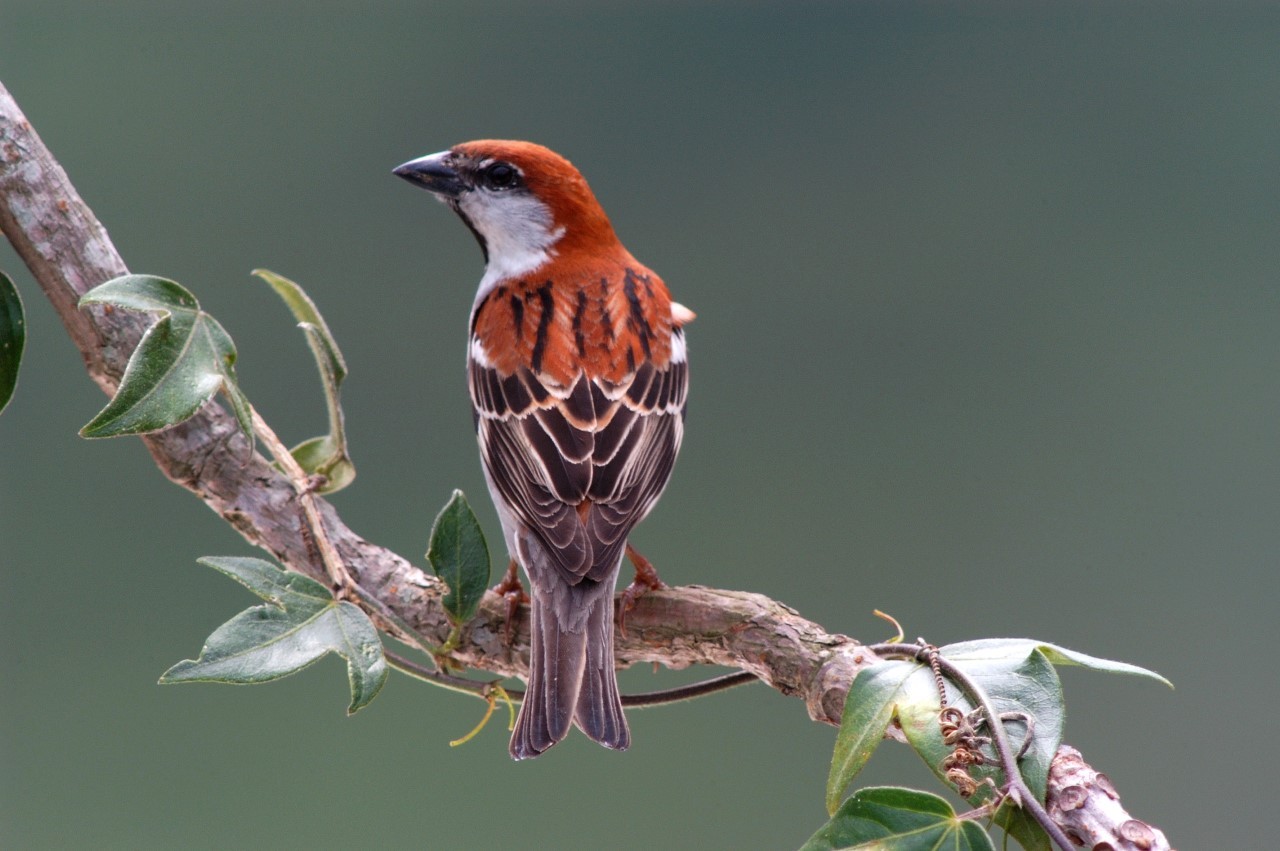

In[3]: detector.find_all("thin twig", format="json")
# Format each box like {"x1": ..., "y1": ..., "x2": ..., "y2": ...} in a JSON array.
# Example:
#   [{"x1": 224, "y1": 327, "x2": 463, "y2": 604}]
[
  {"x1": 388, "y1": 646, "x2": 757, "y2": 709},
  {"x1": 249, "y1": 405, "x2": 443, "y2": 662},
  {"x1": 621, "y1": 671, "x2": 759, "y2": 707},
  {"x1": 384, "y1": 649, "x2": 502, "y2": 698},
  {"x1": 249, "y1": 406, "x2": 356, "y2": 598}
]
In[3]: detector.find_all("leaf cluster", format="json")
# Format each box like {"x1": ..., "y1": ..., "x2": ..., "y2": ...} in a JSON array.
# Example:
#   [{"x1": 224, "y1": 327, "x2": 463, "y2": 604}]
[
  {"x1": 60, "y1": 270, "x2": 494, "y2": 720},
  {"x1": 812, "y1": 638, "x2": 1169, "y2": 850},
  {"x1": 77, "y1": 271, "x2": 354, "y2": 489}
]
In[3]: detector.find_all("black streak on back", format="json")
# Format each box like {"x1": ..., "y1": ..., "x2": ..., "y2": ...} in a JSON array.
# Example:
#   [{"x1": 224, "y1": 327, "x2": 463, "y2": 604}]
[
  {"x1": 598, "y1": 277, "x2": 615, "y2": 342},
  {"x1": 531, "y1": 282, "x2": 554, "y2": 374},
  {"x1": 572, "y1": 289, "x2": 588, "y2": 357},
  {"x1": 510, "y1": 292, "x2": 525, "y2": 339},
  {"x1": 623, "y1": 269, "x2": 652, "y2": 360}
]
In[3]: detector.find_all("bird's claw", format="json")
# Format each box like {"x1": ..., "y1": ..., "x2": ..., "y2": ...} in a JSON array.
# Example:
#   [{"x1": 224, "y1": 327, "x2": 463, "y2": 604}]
[
  {"x1": 493, "y1": 558, "x2": 529, "y2": 645},
  {"x1": 618, "y1": 544, "x2": 667, "y2": 636}
]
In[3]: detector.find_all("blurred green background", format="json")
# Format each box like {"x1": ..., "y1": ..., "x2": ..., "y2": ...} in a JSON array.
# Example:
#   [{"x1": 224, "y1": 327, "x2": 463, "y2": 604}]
[{"x1": 2, "y1": 2, "x2": 1276, "y2": 848}]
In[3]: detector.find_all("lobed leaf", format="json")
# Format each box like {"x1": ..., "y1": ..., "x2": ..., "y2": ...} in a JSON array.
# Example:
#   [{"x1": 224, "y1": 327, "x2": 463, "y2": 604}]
[
  {"x1": 940, "y1": 638, "x2": 1172, "y2": 687},
  {"x1": 898, "y1": 648, "x2": 1062, "y2": 850},
  {"x1": 426, "y1": 490, "x2": 491, "y2": 626},
  {"x1": 826, "y1": 660, "x2": 919, "y2": 815},
  {"x1": 78, "y1": 275, "x2": 252, "y2": 446},
  {"x1": 0, "y1": 270, "x2": 25, "y2": 415},
  {"x1": 923, "y1": 638, "x2": 1167, "y2": 850},
  {"x1": 159, "y1": 557, "x2": 387, "y2": 714},
  {"x1": 802, "y1": 787, "x2": 996, "y2": 851},
  {"x1": 827, "y1": 638, "x2": 1166, "y2": 845}
]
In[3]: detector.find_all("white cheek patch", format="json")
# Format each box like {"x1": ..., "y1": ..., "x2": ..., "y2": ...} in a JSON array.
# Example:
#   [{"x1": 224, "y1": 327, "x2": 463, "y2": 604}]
[{"x1": 460, "y1": 190, "x2": 566, "y2": 305}]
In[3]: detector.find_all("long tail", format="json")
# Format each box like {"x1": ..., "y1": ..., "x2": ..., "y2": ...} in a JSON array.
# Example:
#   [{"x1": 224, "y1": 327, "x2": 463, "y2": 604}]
[
  {"x1": 574, "y1": 591, "x2": 629, "y2": 750},
  {"x1": 509, "y1": 588, "x2": 629, "y2": 759}
]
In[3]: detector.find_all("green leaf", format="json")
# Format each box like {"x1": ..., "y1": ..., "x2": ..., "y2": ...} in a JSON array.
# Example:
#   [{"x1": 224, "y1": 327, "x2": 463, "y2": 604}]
[
  {"x1": 999, "y1": 807, "x2": 1053, "y2": 851},
  {"x1": 827, "y1": 639, "x2": 1165, "y2": 851},
  {"x1": 287, "y1": 431, "x2": 356, "y2": 491},
  {"x1": 900, "y1": 648, "x2": 1061, "y2": 799},
  {"x1": 78, "y1": 275, "x2": 253, "y2": 447},
  {"x1": 826, "y1": 660, "x2": 920, "y2": 814},
  {"x1": 0, "y1": 270, "x2": 25, "y2": 415},
  {"x1": 160, "y1": 557, "x2": 387, "y2": 714},
  {"x1": 894, "y1": 638, "x2": 1168, "y2": 802},
  {"x1": 801, "y1": 787, "x2": 996, "y2": 851},
  {"x1": 918, "y1": 638, "x2": 1167, "y2": 851},
  {"x1": 253, "y1": 269, "x2": 354, "y2": 494},
  {"x1": 940, "y1": 638, "x2": 1172, "y2": 687},
  {"x1": 252, "y1": 268, "x2": 348, "y2": 384},
  {"x1": 426, "y1": 490, "x2": 491, "y2": 626}
]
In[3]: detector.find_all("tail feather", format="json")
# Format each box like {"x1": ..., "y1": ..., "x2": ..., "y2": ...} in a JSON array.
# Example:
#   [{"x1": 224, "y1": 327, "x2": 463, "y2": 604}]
[
  {"x1": 574, "y1": 596, "x2": 629, "y2": 750},
  {"x1": 510, "y1": 597, "x2": 586, "y2": 759},
  {"x1": 509, "y1": 587, "x2": 628, "y2": 759},
  {"x1": 508, "y1": 525, "x2": 630, "y2": 759}
]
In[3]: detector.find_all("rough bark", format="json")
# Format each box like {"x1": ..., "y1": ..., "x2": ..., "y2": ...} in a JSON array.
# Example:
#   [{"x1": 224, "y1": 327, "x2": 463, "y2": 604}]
[
  {"x1": 0, "y1": 81, "x2": 1171, "y2": 850},
  {"x1": 1048, "y1": 746, "x2": 1172, "y2": 850}
]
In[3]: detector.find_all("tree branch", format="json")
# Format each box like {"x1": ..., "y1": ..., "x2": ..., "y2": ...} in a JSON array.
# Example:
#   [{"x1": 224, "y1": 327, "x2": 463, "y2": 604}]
[{"x1": 0, "y1": 81, "x2": 1170, "y2": 850}]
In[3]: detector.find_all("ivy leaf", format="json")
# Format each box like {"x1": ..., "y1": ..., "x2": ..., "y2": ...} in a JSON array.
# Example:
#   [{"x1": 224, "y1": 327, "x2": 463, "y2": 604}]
[
  {"x1": 802, "y1": 787, "x2": 996, "y2": 851},
  {"x1": 159, "y1": 557, "x2": 387, "y2": 714},
  {"x1": 921, "y1": 638, "x2": 1166, "y2": 850},
  {"x1": 824, "y1": 639, "x2": 1166, "y2": 849},
  {"x1": 1000, "y1": 806, "x2": 1053, "y2": 851},
  {"x1": 0, "y1": 270, "x2": 25, "y2": 415},
  {"x1": 940, "y1": 638, "x2": 1172, "y2": 687},
  {"x1": 826, "y1": 659, "x2": 920, "y2": 814},
  {"x1": 78, "y1": 275, "x2": 252, "y2": 448},
  {"x1": 427, "y1": 490, "x2": 491, "y2": 626},
  {"x1": 253, "y1": 268, "x2": 354, "y2": 493},
  {"x1": 897, "y1": 648, "x2": 1061, "y2": 850}
]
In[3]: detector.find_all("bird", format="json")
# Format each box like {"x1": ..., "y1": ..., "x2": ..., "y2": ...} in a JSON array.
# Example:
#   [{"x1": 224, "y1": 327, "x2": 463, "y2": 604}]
[{"x1": 393, "y1": 140, "x2": 690, "y2": 759}]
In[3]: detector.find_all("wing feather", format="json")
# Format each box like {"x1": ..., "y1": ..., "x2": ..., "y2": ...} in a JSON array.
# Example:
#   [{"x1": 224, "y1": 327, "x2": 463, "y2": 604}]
[{"x1": 469, "y1": 287, "x2": 688, "y2": 586}]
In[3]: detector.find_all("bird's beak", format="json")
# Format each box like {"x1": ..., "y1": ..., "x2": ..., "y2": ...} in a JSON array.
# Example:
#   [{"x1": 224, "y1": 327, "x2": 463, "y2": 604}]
[{"x1": 392, "y1": 151, "x2": 466, "y2": 198}]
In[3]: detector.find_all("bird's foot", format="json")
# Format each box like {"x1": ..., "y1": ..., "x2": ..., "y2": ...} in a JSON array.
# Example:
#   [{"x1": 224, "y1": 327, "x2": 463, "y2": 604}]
[
  {"x1": 619, "y1": 544, "x2": 668, "y2": 635},
  {"x1": 493, "y1": 558, "x2": 529, "y2": 645}
]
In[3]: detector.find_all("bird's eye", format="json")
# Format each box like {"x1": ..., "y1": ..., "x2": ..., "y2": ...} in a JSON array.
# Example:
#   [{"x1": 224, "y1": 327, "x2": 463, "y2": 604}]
[{"x1": 482, "y1": 163, "x2": 518, "y2": 190}]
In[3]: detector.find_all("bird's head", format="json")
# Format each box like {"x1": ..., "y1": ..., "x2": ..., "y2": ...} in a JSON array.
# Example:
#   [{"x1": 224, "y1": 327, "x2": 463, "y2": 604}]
[{"x1": 394, "y1": 140, "x2": 621, "y2": 282}]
